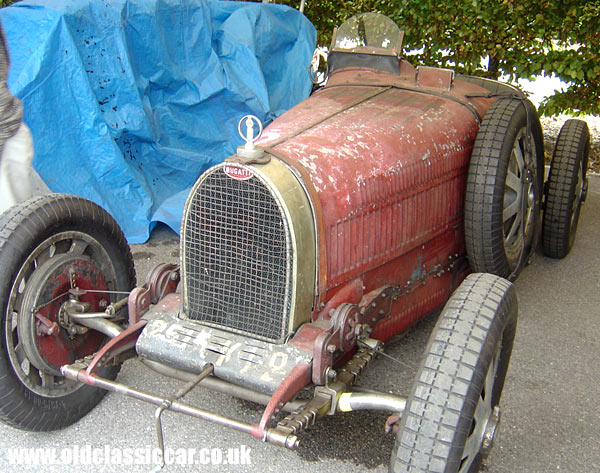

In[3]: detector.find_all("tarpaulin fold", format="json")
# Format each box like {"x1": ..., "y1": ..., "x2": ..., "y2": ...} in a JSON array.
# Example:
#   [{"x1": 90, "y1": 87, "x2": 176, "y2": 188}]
[{"x1": 1, "y1": 0, "x2": 315, "y2": 242}]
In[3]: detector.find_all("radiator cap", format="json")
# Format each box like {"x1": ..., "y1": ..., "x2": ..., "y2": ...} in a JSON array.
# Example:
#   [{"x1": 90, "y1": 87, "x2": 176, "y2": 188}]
[{"x1": 234, "y1": 115, "x2": 269, "y2": 164}]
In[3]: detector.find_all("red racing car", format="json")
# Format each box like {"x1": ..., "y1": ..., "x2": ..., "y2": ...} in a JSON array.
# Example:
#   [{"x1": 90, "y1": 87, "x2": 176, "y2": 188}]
[{"x1": 0, "y1": 12, "x2": 590, "y2": 473}]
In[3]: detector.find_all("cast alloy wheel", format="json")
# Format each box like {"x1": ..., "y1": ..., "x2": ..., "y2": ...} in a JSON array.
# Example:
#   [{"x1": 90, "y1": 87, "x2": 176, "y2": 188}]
[
  {"x1": 0, "y1": 194, "x2": 135, "y2": 431},
  {"x1": 7, "y1": 231, "x2": 115, "y2": 395},
  {"x1": 465, "y1": 98, "x2": 545, "y2": 280}
]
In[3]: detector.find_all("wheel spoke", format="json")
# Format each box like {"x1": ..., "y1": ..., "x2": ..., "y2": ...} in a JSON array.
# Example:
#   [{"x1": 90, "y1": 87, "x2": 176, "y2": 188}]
[
  {"x1": 37, "y1": 244, "x2": 57, "y2": 269},
  {"x1": 474, "y1": 394, "x2": 491, "y2": 425},
  {"x1": 17, "y1": 277, "x2": 27, "y2": 295},
  {"x1": 20, "y1": 355, "x2": 31, "y2": 376},
  {"x1": 503, "y1": 197, "x2": 520, "y2": 222},
  {"x1": 504, "y1": 211, "x2": 521, "y2": 244},
  {"x1": 512, "y1": 140, "x2": 525, "y2": 170},
  {"x1": 69, "y1": 238, "x2": 90, "y2": 256},
  {"x1": 462, "y1": 393, "x2": 491, "y2": 469},
  {"x1": 14, "y1": 343, "x2": 26, "y2": 368},
  {"x1": 505, "y1": 170, "x2": 522, "y2": 194},
  {"x1": 40, "y1": 371, "x2": 55, "y2": 388},
  {"x1": 461, "y1": 391, "x2": 494, "y2": 469},
  {"x1": 462, "y1": 429, "x2": 480, "y2": 466},
  {"x1": 461, "y1": 338, "x2": 502, "y2": 470},
  {"x1": 10, "y1": 311, "x2": 18, "y2": 332}
]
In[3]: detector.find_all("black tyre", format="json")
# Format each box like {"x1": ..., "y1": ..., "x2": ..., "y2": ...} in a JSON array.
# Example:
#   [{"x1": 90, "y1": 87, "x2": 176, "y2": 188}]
[
  {"x1": 390, "y1": 273, "x2": 517, "y2": 473},
  {"x1": 0, "y1": 194, "x2": 135, "y2": 431},
  {"x1": 465, "y1": 98, "x2": 544, "y2": 280},
  {"x1": 542, "y1": 119, "x2": 590, "y2": 259}
]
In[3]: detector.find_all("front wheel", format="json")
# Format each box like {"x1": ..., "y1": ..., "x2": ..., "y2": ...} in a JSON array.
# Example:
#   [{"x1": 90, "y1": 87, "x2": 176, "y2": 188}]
[
  {"x1": 0, "y1": 194, "x2": 135, "y2": 431},
  {"x1": 390, "y1": 273, "x2": 517, "y2": 473}
]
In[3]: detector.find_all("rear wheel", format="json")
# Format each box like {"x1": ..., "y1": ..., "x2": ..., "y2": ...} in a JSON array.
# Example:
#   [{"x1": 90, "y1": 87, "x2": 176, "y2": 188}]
[
  {"x1": 542, "y1": 119, "x2": 590, "y2": 258},
  {"x1": 390, "y1": 273, "x2": 517, "y2": 473},
  {"x1": 0, "y1": 194, "x2": 135, "y2": 431},
  {"x1": 465, "y1": 98, "x2": 544, "y2": 280}
]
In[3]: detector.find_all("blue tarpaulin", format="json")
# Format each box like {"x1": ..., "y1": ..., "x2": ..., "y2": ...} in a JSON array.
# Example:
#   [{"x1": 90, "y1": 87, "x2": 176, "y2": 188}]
[{"x1": 1, "y1": 0, "x2": 316, "y2": 242}]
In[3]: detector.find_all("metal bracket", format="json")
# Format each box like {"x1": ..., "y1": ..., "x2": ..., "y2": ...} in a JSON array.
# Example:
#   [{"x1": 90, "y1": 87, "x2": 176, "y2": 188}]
[
  {"x1": 127, "y1": 287, "x2": 151, "y2": 325},
  {"x1": 273, "y1": 340, "x2": 380, "y2": 436},
  {"x1": 144, "y1": 263, "x2": 180, "y2": 305},
  {"x1": 154, "y1": 364, "x2": 214, "y2": 472}
]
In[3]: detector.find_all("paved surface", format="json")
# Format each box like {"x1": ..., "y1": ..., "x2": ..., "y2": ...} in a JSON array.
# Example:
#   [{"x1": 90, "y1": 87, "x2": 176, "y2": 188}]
[{"x1": 1, "y1": 177, "x2": 599, "y2": 472}]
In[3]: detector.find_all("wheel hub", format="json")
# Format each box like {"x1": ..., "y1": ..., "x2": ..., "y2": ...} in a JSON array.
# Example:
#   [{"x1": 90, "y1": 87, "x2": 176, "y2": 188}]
[
  {"x1": 525, "y1": 170, "x2": 535, "y2": 208},
  {"x1": 18, "y1": 253, "x2": 109, "y2": 376},
  {"x1": 482, "y1": 405, "x2": 501, "y2": 456}
]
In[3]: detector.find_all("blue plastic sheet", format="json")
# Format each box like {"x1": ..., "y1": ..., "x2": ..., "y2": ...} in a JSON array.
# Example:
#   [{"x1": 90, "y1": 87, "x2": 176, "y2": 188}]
[{"x1": 1, "y1": 0, "x2": 316, "y2": 242}]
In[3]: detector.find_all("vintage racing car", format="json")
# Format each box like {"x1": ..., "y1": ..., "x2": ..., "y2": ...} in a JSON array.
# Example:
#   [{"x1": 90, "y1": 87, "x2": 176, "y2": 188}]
[{"x1": 0, "y1": 12, "x2": 590, "y2": 473}]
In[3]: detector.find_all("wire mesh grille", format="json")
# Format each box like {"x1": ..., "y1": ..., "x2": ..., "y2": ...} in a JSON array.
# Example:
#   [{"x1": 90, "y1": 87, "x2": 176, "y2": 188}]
[{"x1": 183, "y1": 167, "x2": 293, "y2": 342}]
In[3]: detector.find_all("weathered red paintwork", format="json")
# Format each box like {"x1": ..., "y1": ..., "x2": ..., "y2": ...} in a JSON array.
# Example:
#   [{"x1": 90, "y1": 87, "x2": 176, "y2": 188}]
[
  {"x1": 258, "y1": 63, "x2": 496, "y2": 339},
  {"x1": 35, "y1": 258, "x2": 109, "y2": 370}
]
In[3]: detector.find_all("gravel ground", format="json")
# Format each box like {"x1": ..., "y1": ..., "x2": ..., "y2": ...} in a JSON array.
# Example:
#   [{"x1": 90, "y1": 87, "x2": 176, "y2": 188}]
[{"x1": 541, "y1": 115, "x2": 600, "y2": 173}]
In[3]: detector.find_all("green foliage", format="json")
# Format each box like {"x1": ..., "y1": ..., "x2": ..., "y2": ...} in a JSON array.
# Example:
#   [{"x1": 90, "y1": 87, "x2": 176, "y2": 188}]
[
  {"x1": 2, "y1": 0, "x2": 596, "y2": 114},
  {"x1": 281, "y1": 0, "x2": 600, "y2": 116}
]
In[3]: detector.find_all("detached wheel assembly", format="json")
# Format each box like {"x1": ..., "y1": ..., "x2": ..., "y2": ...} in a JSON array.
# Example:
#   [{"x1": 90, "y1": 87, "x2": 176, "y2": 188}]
[
  {"x1": 0, "y1": 194, "x2": 135, "y2": 431},
  {"x1": 542, "y1": 119, "x2": 590, "y2": 259},
  {"x1": 465, "y1": 98, "x2": 544, "y2": 280},
  {"x1": 390, "y1": 273, "x2": 517, "y2": 473}
]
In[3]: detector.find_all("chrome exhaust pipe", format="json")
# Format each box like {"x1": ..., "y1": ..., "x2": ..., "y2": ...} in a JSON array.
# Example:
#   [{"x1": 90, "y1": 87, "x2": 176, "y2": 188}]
[{"x1": 337, "y1": 392, "x2": 406, "y2": 413}]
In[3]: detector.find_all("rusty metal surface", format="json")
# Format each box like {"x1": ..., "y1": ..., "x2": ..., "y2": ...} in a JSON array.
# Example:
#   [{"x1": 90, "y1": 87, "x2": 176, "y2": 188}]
[
  {"x1": 144, "y1": 263, "x2": 180, "y2": 304},
  {"x1": 128, "y1": 63, "x2": 500, "y2": 400},
  {"x1": 257, "y1": 362, "x2": 311, "y2": 433},
  {"x1": 84, "y1": 319, "x2": 147, "y2": 375},
  {"x1": 9, "y1": 178, "x2": 597, "y2": 473},
  {"x1": 26, "y1": 256, "x2": 110, "y2": 374},
  {"x1": 127, "y1": 287, "x2": 151, "y2": 325},
  {"x1": 85, "y1": 63, "x2": 504, "y2": 459},
  {"x1": 273, "y1": 341, "x2": 380, "y2": 440}
]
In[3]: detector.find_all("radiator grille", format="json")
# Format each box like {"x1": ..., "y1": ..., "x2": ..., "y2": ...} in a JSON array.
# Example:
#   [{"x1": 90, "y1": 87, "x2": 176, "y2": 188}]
[{"x1": 183, "y1": 167, "x2": 293, "y2": 342}]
